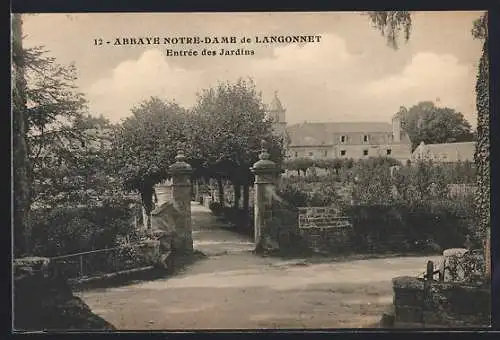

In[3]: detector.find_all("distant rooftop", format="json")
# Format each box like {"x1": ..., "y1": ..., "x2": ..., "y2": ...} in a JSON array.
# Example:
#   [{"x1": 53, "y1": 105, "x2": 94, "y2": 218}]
[{"x1": 415, "y1": 141, "x2": 475, "y2": 162}]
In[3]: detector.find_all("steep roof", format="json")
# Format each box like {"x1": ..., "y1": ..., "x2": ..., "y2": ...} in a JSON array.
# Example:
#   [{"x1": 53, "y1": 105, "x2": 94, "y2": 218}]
[
  {"x1": 286, "y1": 122, "x2": 395, "y2": 146},
  {"x1": 268, "y1": 91, "x2": 285, "y2": 112},
  {"x1": 414, "y1": 141, "x2": 475, "y2": 162}
]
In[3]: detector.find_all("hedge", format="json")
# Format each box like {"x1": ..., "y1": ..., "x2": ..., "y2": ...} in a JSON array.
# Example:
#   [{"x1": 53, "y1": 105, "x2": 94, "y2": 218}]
[{"x1": 30, "y1": 203, "x2": 137, "y2": 257}]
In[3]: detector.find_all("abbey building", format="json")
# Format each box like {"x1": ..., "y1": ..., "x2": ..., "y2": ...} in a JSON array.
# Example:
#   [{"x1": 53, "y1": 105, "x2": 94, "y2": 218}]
[{"x1": 265, "y1": 92, "x2": 413, "y2": 162}]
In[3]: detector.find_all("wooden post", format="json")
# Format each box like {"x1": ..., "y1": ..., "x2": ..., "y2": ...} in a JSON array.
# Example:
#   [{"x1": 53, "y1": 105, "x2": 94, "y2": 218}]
[{"x1": 426, "y1": 260, "x2": 434, "y2": 280}]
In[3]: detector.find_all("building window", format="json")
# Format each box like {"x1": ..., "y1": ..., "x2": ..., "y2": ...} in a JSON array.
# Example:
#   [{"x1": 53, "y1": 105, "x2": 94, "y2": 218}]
[
  {"x1": 308, "y1": 152, "x2": 313, "y2": 157},
  {"x1": 323, "y1": 150, "x2": 328, "y2": 157},
  {"x1": 340, "y1": 150, "x2": 346, "y2": 156},
  {"x1": 294, "y1": 152, "x2": 298, "y2": 158},
  {"x1": 363, "y1": 135, "x2": 369, "y2": 143},
  {"x1": 363, "y1": 149, "x2": 368, "y2": 156},
  {"x1": 340, "y1": 135, "x2": 346, "y2": 143},
  {"x1": 386, "y1": 149, "x2": 392, "y2": 155}
]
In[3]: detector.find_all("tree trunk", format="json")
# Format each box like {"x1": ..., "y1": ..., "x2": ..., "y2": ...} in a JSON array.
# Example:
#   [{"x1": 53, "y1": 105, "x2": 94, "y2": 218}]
[
  {"x1": 474, "y1": 36, "x2": 490, "y2": 278},
  {"x1": 12, "y1": 14, "x2": 31, "y2": 257},
  {"x1": 233, "y1": 182, "x2": 241, "y2": 209},
  {"x1": 194, "y1": 178, "x2": 199, "y2": 202},
  {"x1": 243, "y1": 184, "x2": 250, "y2": 217},
  {"x1": 217, "y1": 176, "x2": 224, "y2": 204},
  {"x1": 140, "y1": 186, "x2": 154, "y2": 230}
]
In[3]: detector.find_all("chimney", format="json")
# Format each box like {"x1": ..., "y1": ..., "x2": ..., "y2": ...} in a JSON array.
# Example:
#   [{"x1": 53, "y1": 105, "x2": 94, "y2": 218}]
[{"x1": 392, "y1": 115, "x2": 401, "y2": 143}]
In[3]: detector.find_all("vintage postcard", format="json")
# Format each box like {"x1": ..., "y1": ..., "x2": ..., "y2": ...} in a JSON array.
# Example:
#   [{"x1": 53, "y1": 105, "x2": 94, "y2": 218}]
[{"x1": 12, "y1": 11, "x2": 491, "y2": 331}]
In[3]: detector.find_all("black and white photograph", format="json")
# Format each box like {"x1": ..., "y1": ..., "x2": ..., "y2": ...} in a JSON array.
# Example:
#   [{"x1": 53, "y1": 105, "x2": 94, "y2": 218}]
[{"x1": 12, "y1": 11, "x2": 492, "y2": 331}]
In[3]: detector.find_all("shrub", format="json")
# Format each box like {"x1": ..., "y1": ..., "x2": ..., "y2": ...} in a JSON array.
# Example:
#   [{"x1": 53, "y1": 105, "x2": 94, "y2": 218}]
[
  {"x1": 208, "y1": 201, "x2": 224, "y2": 216},
  {"x1": 307, "y1": 185, "x2": 340, "y2": 207},
  {"x1": 344, "y1": 200, "x2": 474, "y2": 254},
  {"x1": 276, "y1": 183, "x2": 308, "y2": 208},
  {"x1": 267, "y1": 204, "x2": 310, "y2": 255},
  {"x1": 30, "y1": 203, "x2": 135, "y2": 257},
  {"x1": 245, "y1": 157, "x2": 477, "y2": 256}
]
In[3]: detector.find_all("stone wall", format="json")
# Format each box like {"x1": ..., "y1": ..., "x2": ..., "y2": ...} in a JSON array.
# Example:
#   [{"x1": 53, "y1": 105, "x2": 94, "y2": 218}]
[
  {"x1": 392, "y1": 276, "x2": 490, "y2": 328},
  {"x1": 297, "y1": 207, "x2": 353, "y2": 253},
  {"x1": 14, "y1": 257, "x2": 116, "y2": 331},
  {"x1": 299, "y1": 227, "x2": 353, "y2": 253}
]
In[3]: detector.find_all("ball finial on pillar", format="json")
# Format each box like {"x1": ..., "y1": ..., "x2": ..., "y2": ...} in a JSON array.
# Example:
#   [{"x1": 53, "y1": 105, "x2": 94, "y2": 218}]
[
  {"x1": 252, "y1": 139, "x2": 276, "y2": 174},
  {"x1": 170, "y1": 149, "x2": 192, "y2": 174},
  {"x1": 259, "y1": 139, "x2": 270, "y2": 161},
  {"x1": 175, "y1": 150, "x2": 186, "y2": 163}
]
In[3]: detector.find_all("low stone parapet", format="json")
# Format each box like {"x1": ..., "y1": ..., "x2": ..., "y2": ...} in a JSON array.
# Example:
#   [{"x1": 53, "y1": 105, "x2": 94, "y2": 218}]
[
  {"x1": 392, "y1": 276, "x2": 490, "y2": 328},
  {"x1": 13, "y1": 257, "x2": 116, "y2": 331}
]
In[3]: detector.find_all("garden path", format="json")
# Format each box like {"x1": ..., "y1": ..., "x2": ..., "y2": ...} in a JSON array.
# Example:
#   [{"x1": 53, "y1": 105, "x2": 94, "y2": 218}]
[{"x1": 191, "y1": 202, "x2": 255, "y2": 256}]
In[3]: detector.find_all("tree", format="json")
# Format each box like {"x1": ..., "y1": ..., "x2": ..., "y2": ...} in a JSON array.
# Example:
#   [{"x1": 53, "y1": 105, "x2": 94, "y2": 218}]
[
  {"x1": 12, "y1": 14, "x2": 31, "y2": 256},
  {"x1": 25, "y1": 45, "x2": 88, "y2": 179},
  {"x1": 109, "y1": 97, "x2": 188, "y2": 229},
  {"x1": 31, "y1": 115, "x2": 128, "y2": 209},
  {"x1": 286, "y1": 157, "x2": 314, "y2": 176},
  {"x1": 396, "y1": 101, "x2": 474, "y2": 150},
  {"x1": 367, "y1": 11, "x2": 412, "y2": 49},
  {"x1": 191, "y1": 78, "x2": 285, "y2": 212},
  {"x1": 13, "y1": 14, "x2": 89, "y2": 255}
]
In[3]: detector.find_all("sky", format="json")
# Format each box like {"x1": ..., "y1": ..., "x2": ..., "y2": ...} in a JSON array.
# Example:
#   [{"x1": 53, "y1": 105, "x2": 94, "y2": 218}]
[{"x1": 21, "y1": 11, "x2": 484, "y2": 128}]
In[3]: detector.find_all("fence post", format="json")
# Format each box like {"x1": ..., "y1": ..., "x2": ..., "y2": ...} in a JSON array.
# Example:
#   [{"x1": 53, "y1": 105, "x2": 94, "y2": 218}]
[
  {"x1": 169, "y1": 150, "x2": 194, "y2": 253},
  {"x1": 425, "y1": 260, "x2": 434, "y2": 280},
  {"x1": 251, "y1": 140, "x2": 279, "y2": 253},
  {"x1": 79, "y1": 255, "x2": 84, "y2": 278}
]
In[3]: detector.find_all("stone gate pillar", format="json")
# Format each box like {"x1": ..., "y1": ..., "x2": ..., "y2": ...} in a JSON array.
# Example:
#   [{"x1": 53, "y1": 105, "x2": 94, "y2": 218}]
[
  {"x1": 155, "y1": 179, "x2": 173, "y2": 207},
  {"x1": 169, "y1": 150, "x2": 193, "y2": 253},
  {"x1": 251, "y1": 141, "x2": 279, "y2": 252}
]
